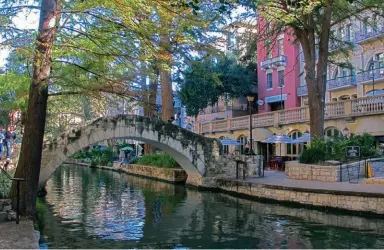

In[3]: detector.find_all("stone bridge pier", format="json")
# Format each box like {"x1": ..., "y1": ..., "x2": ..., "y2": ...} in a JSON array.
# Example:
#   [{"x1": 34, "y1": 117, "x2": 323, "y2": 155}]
[{"x1": 39, "y1": 115, "x2": 224, "y2": 190}]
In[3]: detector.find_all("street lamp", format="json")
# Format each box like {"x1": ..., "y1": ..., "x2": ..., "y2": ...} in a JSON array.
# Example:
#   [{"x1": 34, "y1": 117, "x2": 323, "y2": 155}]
[
  {"x1": 247, "y1": 95, "x2": 255, "y2": 152},
  {"x1": 343, "y1": 127, "x2": 350, "y2": 138}
]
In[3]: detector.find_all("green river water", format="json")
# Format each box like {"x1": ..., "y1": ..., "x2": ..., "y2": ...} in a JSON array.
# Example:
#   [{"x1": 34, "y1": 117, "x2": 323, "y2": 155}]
[{"x1": 37, "y1": 165, "x2": 384, "y2": 249}]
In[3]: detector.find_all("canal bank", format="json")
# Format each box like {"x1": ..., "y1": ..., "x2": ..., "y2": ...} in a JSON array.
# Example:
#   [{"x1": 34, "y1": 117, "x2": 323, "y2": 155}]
[
  {"x1": 0, "y1": 219, "x2": 39, "y2": 249},
  {"x1": 216, "y1": 171, "x2": 384, "y2": 215}
]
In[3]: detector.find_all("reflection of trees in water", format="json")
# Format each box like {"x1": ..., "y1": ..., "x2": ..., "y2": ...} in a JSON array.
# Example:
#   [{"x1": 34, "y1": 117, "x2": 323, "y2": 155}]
[{"x1": 45, "y1": 165, "x2": 146, "y2": 241}]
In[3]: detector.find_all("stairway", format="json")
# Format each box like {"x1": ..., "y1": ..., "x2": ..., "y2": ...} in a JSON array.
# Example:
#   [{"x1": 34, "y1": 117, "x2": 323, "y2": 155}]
[{"x1": 0, "y1": 199, "x2": 16, "y2": 222}]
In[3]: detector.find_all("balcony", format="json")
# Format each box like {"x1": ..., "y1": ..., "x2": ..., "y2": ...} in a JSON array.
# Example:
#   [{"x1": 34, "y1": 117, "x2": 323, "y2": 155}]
[
  {"x1": 297, "y1": 85, "x2": 308, "y2": 96},
  {"x1": 198, "y1": 94, "x2": 384, "y2": 134},
  {"x1": 260, "y1": 56, "x2": 287, "y2": 70},
  {"x1": 327, "y1": 76, "x2": 357, "y2": 91},
  {"x1": 200, "y1": 103, "x2": 247, "y2": 115},
  {"x1": 355, "y1": 27, "x2": 384, "y2": 44},
  {"x1": 356, "y1": 69, "x2": 384, "y2": 85}
]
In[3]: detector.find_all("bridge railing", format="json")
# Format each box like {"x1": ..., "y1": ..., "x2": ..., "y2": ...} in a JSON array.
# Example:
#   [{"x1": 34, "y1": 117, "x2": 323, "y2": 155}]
[{"x1": 199, "y1": 94, "x2": 384, "y2": 134}]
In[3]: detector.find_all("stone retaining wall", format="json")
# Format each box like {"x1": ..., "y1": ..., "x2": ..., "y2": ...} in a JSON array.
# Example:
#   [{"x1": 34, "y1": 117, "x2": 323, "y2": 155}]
[
  {"x1": 364, "y1": 178, "x2": 384, "y2": 185},
  {"x1": 216, "y1": 179, "x2": 384, "y2": 214},
  {"x1": 121, "y1": 164, "x2": 188, "y2": 183},
  {"x1": 285, "y1": 161, "x2": 339, "y2": 182}
]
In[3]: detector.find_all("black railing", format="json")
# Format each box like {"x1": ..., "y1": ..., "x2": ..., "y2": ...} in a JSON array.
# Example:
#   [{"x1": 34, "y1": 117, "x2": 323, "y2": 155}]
[{"x1": 0, "y1": 162, "x2": 25, "y2": 224}]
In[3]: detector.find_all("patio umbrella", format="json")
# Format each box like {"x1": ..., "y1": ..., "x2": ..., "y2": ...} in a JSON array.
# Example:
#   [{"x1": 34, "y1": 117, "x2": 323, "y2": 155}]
[
  {"x1": 291, "y1": 132, "x2": 311, "y2": 144},
  {"x1": 262, "y1": 133, "x2": 292, "y2": 156},
  {"x1": 220, "y1": 138, "x2": 241, "y2": 146},
  {"x1": 120, "y1": 146, "x2": 134, "y2": 151}
]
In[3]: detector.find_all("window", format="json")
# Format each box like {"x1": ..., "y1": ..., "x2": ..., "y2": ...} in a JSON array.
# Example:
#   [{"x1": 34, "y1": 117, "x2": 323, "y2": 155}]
[
  {"x1": 278, "y1": 39, "x2": 284, "y2": 56},
  {"x1": 351, "y1": 68, "x2": 356, "y2": 82},
  {"x1": 267, "y1": 73, "x2": 273, "y2": 89},
  {"x1": 364, "y1": 18, "x2": 373, "y2": 34},
  {"x1": 346, "y1": 25, "x2": 352, "y2": 41},
  {"x1": 219, "y1": 137, "x2": 229, "y2": 155},
  {"x1": 237, "y1": 135, "x2": 247, "y2": 154},
  {"x1": 325, "y1": 127, "x2": 341, "y2": 138},
  {"x1": 278, "y1": 70, "x2": 284, "y2": 87},
  {"x1": 376, "y1": 53, "x2": 384, "y2": 70},
  {"x1": 338, "y1": 27, "x2": 346, "y2": 41},
  {"x1": 287, "y1": 131, "x2": 303, "y2": 155},
  {"x1": 342, "y1": 68, "x2": 348, "y2": 78}
]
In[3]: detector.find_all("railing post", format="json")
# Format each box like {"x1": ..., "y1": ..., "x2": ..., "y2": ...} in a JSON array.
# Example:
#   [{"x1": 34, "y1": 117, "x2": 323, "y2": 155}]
[
  {"x1": 227, "y1": 119, "x2": 231, "y2": 131},
  {"x1": 344, "y1": 99, "x2": 352, "y2": 117},
  {"x1": 16, "y1": 180, "x2": 20, "y2": 225},
  {"x1": 273, "y1": 112, "x2": 279, "y2": 127}
]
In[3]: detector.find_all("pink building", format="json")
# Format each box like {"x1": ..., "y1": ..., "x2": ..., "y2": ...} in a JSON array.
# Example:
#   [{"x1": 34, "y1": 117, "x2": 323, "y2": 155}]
[{"x1": 257, "y1": 20, "x2": 301, "y2": 113}]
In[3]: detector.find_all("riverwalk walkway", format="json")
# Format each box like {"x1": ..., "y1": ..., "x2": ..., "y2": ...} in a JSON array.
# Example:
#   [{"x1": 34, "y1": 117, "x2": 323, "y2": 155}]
[
  {"x1": 0, "y1": 219, "x2": 39, "y2": 249},
  {"x1": 228, "y1": 171, "x2": 384, "y2": 196}
]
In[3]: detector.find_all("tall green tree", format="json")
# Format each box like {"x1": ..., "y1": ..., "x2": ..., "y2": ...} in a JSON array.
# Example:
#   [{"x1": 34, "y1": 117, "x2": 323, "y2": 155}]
[{"x1": 179, "y1": 56, "x2": 257, "y2": 117}]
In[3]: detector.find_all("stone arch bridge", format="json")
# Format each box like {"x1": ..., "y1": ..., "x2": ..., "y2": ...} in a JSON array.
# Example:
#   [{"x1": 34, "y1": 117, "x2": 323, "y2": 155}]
[{"x1": 39, "y1": 115, "x2": 226, "y2": 189}]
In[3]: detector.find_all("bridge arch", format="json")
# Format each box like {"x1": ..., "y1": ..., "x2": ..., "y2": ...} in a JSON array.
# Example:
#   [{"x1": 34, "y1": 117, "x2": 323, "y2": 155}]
[{"x1": 39, "y1": 115, "x2": 221, "y2": 189}]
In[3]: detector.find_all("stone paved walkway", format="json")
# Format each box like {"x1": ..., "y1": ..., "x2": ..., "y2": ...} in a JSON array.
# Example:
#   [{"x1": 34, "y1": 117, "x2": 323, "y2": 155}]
[
  {"x1": 0, "y1": 219, "x2": 39, "y2": 249},
  {"x1": 233, "y1": 171, "x2": 384, "y2": 196}
]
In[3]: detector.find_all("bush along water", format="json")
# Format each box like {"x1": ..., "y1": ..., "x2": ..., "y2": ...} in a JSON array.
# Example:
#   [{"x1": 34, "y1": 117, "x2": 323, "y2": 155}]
[
  {"x1": 133, "y1": 154, "x2": 180, "y2": 168},
  {"x1": 299, "y1": 133, "x2": 380, "y2": 164},
  {"x1": 72, "y1": 146, "x2": 113, "y2": 167}
]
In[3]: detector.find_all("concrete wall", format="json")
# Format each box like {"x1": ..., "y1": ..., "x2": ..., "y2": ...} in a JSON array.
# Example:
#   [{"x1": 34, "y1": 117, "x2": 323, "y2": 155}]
[
  {"x1": 285, "y1": 161, "x2": 339, "y2": 182},
  {"x1": 216, "y1": 178, "x2": 384, "y2": 214},
  {"x1": 121, "y1": 164, "x2": 188, "y2": 183}
]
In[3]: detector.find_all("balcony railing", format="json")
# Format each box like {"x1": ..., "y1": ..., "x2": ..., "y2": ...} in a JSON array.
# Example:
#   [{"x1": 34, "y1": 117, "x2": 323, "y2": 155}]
[
  {"x1": 355, "y1": 27, "x2": 384, "y2": 43},
  {"x1": 327, "y1": 76, "x2": 357, "y2": 90},
  {"x1": 297, "y1": 85, "x2": 308, "y2": 96},
  {"x1": 260, "y1": 55, "x2": 287, "y2": 70},
  {"x1": 357, "y1": 70, "x2": 384, "y2": 84},
  {"x1": 200, "y1": 103, "x2": 248, "y2": 115},
  {"x1": 198, "y1": 94, "x2": 384, "y2": 134}
]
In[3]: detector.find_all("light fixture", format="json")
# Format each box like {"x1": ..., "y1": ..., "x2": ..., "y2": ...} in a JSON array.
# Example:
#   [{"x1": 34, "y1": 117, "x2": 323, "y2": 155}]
[
  {"x1": 343, "y1": 127, "x2": 350, "y2": 137},
  {"x1": 247, "y1": 95, "x2": 255, "y2": 102}
]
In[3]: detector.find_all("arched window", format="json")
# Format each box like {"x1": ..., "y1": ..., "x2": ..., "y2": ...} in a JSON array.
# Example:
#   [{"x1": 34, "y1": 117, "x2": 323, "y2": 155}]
[
  {"x1": 351, "y1": 94, "x2": 357, "y2": 99},
  {"x1": 237, "y1": 135, "x2": 247, "y2": 154},
  {"x1": 325, "y1": 127, "x2": 341, "y2": 138},
  {"x1": 287, "y1": 131, "x2": 303, "y2": 155},
  {"x1": 219, "y1": 136, "x2": 229, "y2": 155}
]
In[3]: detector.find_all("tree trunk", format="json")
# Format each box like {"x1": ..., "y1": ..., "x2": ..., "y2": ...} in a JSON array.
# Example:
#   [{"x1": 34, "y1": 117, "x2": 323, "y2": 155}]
[
  {"x1": 10, "y1": 0, "x2": 59, "y2": 216},
  {"x1": 159, "y1": 32, "x2": 174, "y2": 121},
  {"x1": 143, "y1": 68, "x2": 159, "y2": 154}
]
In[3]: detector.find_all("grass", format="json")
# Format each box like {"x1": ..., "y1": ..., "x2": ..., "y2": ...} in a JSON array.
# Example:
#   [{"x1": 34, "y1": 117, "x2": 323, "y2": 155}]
[{"x1": 134, "y1": 154, "x2": 180, "y2": 168}]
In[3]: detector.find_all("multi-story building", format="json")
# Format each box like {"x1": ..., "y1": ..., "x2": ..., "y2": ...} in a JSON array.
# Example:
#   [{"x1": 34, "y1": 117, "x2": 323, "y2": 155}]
[
  {"x1": 199, "y1": 14, "x2": 384, "y2": 159},
  {"x1": 257, "y1": 20, "x2": 301, "y2": 113}
]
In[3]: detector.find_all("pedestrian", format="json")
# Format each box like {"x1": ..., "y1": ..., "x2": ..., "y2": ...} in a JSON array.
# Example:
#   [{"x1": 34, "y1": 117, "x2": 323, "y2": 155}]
[
  {"x1": 4, "y1": 128, "x2": 16, "y2": 161},
  {"x1": 0, "y1": 128, "x2": 4, "y2": 160},
  {"x1": 244, "y1": 143, "x2": 250, "y2": 155}
]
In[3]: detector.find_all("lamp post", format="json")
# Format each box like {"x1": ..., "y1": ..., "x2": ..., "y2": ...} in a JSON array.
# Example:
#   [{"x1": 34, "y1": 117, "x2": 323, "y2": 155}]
[
  {"x1": 247, "y1": 95, "x2": 255, "y2": 152},
  {"x1": 343, "y1": 127, "x2": 350, "y2": 138}
]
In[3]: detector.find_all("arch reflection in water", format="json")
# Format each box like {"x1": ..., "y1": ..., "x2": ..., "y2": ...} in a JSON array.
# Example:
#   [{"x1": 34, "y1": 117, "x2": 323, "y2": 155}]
[{"x1": 39, "y1": 165, "x2": 384, "y2": 249}]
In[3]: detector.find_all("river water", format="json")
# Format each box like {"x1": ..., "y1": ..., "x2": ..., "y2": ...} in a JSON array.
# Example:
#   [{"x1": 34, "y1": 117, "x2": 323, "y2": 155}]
[{"x1": 38, "y1": 165, "x2": 384, "y2": 249}]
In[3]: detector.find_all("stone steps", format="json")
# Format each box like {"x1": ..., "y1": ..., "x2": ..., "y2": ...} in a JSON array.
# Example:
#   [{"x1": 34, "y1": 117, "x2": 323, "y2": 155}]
[{"x1": 0, "y1": 199, "x2": 16, "y2": 222}]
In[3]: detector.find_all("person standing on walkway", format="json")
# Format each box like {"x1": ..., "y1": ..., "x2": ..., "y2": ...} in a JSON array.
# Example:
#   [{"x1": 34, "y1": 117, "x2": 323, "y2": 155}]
[
  {"x1": 4, "y1": 128, "x2": 16, "y2": 161},
  {"x1": 0, "y1": 128, "x2": 4, "y2": 160}
]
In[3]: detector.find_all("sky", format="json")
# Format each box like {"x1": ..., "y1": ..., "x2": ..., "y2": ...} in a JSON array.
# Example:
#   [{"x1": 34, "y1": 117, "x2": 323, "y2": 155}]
[{"x1": 0, "y1": 7, "x2": 39, "y2": 67}]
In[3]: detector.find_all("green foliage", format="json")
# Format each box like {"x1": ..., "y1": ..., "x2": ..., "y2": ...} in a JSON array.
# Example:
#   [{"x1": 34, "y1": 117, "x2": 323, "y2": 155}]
[
  {"x1": 73, "y1": 147, "x2": 113, "y2": 166},
  {"x1": 0, "y1": 171, "x2": 13, "y2": 199},
  {"x1": 300, "y1": 133, "x2": 379, "y2": 164},
  {"x1": 134, "y1": 154, "x2": 180, "y2": 168},
  {"x1": 178, "y1": 56, "x2": 257, "y2": 117},
  {"x1": 299, "y1": 147, "x2": 326, "y2": 164}
]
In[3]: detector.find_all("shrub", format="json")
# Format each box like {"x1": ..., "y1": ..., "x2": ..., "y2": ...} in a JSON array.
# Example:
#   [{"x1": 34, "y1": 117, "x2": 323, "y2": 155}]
[
  {"x1": 299, "y1": 147, "x2": 326, "y2": 164},
  {"x1": 0, "y1": 171, "x2": 13, "y2": 199},
  {"x1": 134, "y1": 154, "x2": 180, "y2": 168}
]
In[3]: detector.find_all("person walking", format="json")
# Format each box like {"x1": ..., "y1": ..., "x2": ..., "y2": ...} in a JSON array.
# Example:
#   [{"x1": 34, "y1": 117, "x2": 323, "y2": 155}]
[
  {"x1": 4, "y1": 128, "x2": 16, "y2": 161},
  {"x1": 0, "y1": 128, "x2": 5, "y2": 160}
]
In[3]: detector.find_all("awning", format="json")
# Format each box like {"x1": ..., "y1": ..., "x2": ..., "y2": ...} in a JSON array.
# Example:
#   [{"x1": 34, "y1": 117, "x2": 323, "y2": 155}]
[
  {"x1": 120, "y1": 146, "x2": 134, "y2": 151},
  {"x1": 220, "y1": 138, "x2": 241, "y2": 146}
]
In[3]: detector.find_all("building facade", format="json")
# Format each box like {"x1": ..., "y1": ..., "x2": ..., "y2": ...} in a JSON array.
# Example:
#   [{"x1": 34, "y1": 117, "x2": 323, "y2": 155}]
[{"x1": 257, "y1": 20, "x2": 301, "y2": 113}]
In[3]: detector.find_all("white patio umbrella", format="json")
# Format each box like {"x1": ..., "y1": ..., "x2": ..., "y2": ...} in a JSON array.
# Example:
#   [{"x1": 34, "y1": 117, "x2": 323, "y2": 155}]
[
  {"x1": 291, "y1": 132, "x2": 311, "y2": 144},
  {"x1": 262, "y1": 133, "x2": 292, "y2": 156}
]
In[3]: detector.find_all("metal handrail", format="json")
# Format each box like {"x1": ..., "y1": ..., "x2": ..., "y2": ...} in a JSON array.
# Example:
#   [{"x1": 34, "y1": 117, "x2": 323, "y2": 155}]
[{"x1": 0, "y1": 162, "x2": 25, "y2": 224}]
